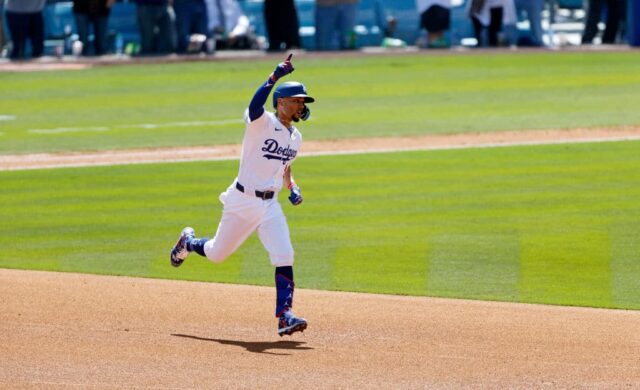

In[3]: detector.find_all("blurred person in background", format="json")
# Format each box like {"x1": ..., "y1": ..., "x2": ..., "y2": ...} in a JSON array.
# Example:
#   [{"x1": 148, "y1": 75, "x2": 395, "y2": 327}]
[
  {"x1": 0, "y1": 1, "x2": 6, "y2": 55},
  {"x1": 4, "y1": 0, "x2": 46, "y2": 59},
  {"x1": 468, "y1": 0, "x2": 516, "y2": 46},
  {"x1": 417, "y1": 0, "x2": 451, "y2": 48},
  {"x1": 383, "y1": 15, "x2": 397, "y2": 38},
  {"x1": 135, "y1": 0, "x2": 176, "y2": 55},
  {"x1": 315, "y1": 0, "x2": 358, "y2": 50},
  {"x1": 173, "y1": 0, "x2": 208, "y2": 53},
  {"x1": 581, "y1": 0, "x2": 625, "y2": 44},
  {"x1": 264, "y1": 0, "x2": 300, "y2": 51},
  {"x1": 514, "y1": 0, "x2": 544, "y2": 46},
  {"x1": 73, "y1": 0, "x2": 116, "y2": 55},
  {"x1": 205, "y1": 0, "x2": 257, "y2": 49}
]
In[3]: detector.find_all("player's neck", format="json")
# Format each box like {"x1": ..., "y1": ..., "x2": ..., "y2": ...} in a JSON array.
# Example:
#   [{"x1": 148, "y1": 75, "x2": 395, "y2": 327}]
[{"x1": 275, "y1": 112, "x2": 292, "y2": 130}]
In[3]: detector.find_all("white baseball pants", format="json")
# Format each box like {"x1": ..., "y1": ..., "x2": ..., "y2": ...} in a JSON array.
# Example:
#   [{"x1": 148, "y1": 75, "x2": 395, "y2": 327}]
[{"x1": 203, "y1": 185, "x2": 295, "y2": 267}]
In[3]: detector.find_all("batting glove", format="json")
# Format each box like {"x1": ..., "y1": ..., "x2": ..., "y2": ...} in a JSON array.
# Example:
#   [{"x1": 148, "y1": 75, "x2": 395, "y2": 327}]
[
  {"x1": 272, "y1": 54, "x2": 294, "y2": 81},
  {"x1": 288, "y1": 186, "x2": 303, "y2": 206}
]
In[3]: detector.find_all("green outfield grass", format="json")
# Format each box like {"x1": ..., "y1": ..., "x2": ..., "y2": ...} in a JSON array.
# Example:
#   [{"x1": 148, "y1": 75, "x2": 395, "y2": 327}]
[
  {"x1": 1, "y1": 140, "x2": 639, "y2": 310},
  {"x1": 1, "y1": 51, "x2": 640, "y2": 154}
]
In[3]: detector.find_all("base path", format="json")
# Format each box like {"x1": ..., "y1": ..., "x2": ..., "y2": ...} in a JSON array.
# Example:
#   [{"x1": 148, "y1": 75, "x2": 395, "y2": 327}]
[
  {"x1": 2, "y1": 127, "x2": 640, "y2": 170},
  {"x1": 1, "y1": 269, "x2": 639, "y2": 388}
]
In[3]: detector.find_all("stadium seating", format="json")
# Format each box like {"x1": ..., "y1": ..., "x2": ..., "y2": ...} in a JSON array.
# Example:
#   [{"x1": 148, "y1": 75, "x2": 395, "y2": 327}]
[
  {"x1": 379, "y1": 0, "x2": 420, "y2": 44},
  {"x1": 239, "y1": 0, "x2": 385, "y2": 50},
  {"x1": 354, "y1": 0, "x2": 385, "y2": 47},
  {"x1": 449, "y1": 0, "x2": 476, "y2": 46},
  {"x1": 547, "y1": 0, "x2": 585, "y2": 45},
  {"x1": 240, "y1": 0, "x2": 267, "y2": 41},
  {"x1": 42, "y1": 0, "x2": 75, "y2": 54},
  {"x1": 377, "y1": 0, "x2": 476, "y2": 47},
  {"x1": 41, "y1": 0, "x2": 140, "y2": 55},
  {"x1": 33, "y1": 0, "x2": 544, "y2": 54},
  {"x1": 43, "y1": 1, "x2": 75, "y2": 39},
  {"x1": 295, "y1": 0, "x2": 316, "y2": 49},
  {"x1": 107, "y1": 0, "x2": 140, "y2": 52}
]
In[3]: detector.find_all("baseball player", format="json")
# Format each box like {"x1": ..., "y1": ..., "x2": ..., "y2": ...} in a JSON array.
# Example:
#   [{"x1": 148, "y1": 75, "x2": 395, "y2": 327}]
[{"x1": 170, "y1": 54, "x2": 313, "y2": 337}]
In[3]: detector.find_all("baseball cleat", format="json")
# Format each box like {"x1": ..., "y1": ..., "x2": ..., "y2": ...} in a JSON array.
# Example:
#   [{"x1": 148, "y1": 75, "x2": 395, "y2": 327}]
[
  {"x1": 278, "y1": 312, "x2": 308, "y2": 337},
  {"x1": 170, "y1": 227, "x2": 195, "y2": 267}
]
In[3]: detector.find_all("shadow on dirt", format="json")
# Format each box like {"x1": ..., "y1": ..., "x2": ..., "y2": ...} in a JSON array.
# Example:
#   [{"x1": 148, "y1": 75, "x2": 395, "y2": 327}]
[{"x1": 171, "y1": 333, "x2": 313, "y2": 355}]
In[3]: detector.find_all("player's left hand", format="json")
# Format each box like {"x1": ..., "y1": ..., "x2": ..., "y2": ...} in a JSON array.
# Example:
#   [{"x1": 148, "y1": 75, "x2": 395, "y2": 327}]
[
  {"x1": 273, "y1": 53, "x2": 295, "y2": 80},
  {"x1": 288, "y1": 186, "x2": 303, "y2": 206}
]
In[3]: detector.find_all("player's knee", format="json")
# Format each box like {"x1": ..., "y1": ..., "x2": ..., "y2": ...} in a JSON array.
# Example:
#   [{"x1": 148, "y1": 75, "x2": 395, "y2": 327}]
[
  {"x1": 206, "y1": 253, "x2": 228, "y2": 263},
  {"x1": 203, "y1": 242, "x2": 232, "y2": 263},
  {"x1": 205, "y1": 249, "x2": 231, "y2": 263},
  {"x1": 270, "y1": 253, "x2": 294, "y2": 267}
]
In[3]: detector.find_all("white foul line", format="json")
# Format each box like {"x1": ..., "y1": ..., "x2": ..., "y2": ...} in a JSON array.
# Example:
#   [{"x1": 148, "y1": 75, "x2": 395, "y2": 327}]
[
  {"x1": 303, "y1": 135, "x2": 640, "y2": 157},
  {"x1": 2, "y1": 133, "x2": 640, "y2": 171},
  {"x1": 29, "y1": 126, "x2": 110, "y2": 134},
  {"x1": 28, "y1": 119, "x2": 243, "y2": 134}
]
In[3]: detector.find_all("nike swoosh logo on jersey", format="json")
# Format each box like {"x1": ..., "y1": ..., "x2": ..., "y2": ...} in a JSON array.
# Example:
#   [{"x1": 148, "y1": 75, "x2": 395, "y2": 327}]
[{"x1": 275, "y1": 128, "x2": 283, "y2": 131}]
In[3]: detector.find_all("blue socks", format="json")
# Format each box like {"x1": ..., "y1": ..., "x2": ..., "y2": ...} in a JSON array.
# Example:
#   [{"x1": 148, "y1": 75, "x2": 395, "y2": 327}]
[
  {"x1": 186, "y1": 237, "x2": 208, "y2": 257},
  {"x1": 185, "y1": 239, "x2": 295, "y2": 317},
  {"x1": 275, "y1": 266, "x2": 294, "y2": 317}
]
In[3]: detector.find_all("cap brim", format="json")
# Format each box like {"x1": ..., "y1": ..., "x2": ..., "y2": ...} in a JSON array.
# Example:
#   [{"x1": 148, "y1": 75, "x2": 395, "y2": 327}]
[{"x1": 290, "y1": 94, "x2": 315, "y2": 103}]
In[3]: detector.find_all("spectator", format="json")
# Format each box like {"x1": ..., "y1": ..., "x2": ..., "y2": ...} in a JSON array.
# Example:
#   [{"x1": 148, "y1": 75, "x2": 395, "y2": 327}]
[
  {"x1": 0, "y1": 1, "x2": 6, "y2": 55},
  {"x1": 4, "y1": 0, "x2": 46, "y2": 60},
  {"x1": 468, "y1": 0, "x2": 516, "y2": 46},
  {"x1": 514, "y1": 0, "x2": 544, "y2": 46},
  {"x1": 173, "y1": 0, "x2": 208, "y2": 53},
  {"x1": 417, "y1": 0, "x2": 451, "y2": 48},
  {"x1": 315, "y1": 0, "x2": 358, "y2": 50},
  {"x1": 582, "y1": 0, "x2": 625, "y2": 44},
  {"x1": 264, "y1": 0, "x2": 300, "y2": 51},
  {"x1": 73, "y1": 0, "x2": 116, "y2": 56},
  {"x1": 205, "y1": 0, "x2": 257, "y2": 49},
  {"x1": 383, "y1": 15, "x2": 397, "y2": 38},
  {"x1": 135, "y1": 0, "x2": 176, "y2": 55}
]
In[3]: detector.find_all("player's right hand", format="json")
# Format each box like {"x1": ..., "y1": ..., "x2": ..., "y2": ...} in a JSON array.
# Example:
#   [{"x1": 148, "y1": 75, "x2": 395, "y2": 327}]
[
  {"x1": 288, "y1": 186, "x2": 303, "y2": 206},
  {"x1": 273, "y1": 53, "x2": 295, "y2": 80}
]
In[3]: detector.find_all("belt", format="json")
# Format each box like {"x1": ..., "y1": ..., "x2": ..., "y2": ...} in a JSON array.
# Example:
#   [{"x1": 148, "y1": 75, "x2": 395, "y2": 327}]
[{"x1": 236, "y1": 182, "x2": 275, "y2": 200}]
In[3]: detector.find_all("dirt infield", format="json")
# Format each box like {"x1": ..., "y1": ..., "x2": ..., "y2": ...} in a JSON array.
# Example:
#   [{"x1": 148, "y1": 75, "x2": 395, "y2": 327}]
[
  {"x1": 2, "y1": 126, "x2": 640, "y2": 170},
  {"x1": 1, "y1": 268, "x2": 639, "y2": 388}
]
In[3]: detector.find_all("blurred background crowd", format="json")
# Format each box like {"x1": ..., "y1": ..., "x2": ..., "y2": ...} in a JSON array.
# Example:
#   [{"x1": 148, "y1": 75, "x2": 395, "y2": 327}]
[{"x1": 1, "y1": 0, "x2": 637, "y2": 60}]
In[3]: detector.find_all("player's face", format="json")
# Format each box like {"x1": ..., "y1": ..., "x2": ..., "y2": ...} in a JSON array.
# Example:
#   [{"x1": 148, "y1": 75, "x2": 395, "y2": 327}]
[{"x1": 278, "y1": 97, "x2": 306, "y2": 123}]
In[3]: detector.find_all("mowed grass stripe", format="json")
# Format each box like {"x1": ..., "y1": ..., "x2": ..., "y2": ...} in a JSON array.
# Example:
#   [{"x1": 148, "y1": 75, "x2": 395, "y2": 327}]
[
  {"x1": 1, "y1": 140, "x2": 639, "y2": 309},
  {"x1": 519, "y1": 232, "x2": 612, "y2": 307},
  {"x1": 611, "y1": 223, "x2": 640, "y2": 307},
  {"x1": 427, "y1": 233, "x2": 520, "y2": 301}
]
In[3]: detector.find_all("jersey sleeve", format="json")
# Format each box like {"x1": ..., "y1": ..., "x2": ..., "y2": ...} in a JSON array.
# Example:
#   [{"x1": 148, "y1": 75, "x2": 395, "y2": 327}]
[{"x1": 245, "y1": 108, "x2": 270, "y2": 131}]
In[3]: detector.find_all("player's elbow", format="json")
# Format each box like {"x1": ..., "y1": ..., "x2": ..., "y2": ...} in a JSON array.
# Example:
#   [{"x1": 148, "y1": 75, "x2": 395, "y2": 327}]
[{"x1": 248, "y1": 106, "x2": 264, "y2": 122}]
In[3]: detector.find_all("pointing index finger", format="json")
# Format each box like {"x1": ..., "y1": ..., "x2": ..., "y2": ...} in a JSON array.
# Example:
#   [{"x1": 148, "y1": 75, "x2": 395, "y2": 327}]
[{"x1": 285, "y1": 53, "x2": 293, "y2": 62}]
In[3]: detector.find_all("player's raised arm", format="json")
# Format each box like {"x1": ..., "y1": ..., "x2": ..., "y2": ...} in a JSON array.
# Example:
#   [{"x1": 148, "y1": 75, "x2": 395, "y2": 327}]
[{"x1": 248, "y1": 54, "x2": 295, "y2": 122}]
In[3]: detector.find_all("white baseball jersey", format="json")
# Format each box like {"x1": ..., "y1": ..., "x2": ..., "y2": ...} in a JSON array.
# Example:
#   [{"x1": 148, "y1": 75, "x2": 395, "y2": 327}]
[
  {"x1": 237, "y1": 109, "x2": 302, "y2": 193},
  {"x1": 203, "y1": 110, "x2": 302, "y2": 267}
]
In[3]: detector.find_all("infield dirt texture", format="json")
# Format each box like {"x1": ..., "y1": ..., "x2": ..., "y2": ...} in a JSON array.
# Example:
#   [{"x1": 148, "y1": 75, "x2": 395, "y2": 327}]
[{"x1": 2, "y1": 268, "x2": 640, "y2": 388}]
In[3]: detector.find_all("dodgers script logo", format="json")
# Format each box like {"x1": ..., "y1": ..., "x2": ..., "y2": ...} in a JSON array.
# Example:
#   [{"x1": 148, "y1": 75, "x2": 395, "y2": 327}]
[{"x1": 262, "y1": 139, "x2": 297, "y2": 162}]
